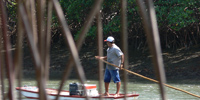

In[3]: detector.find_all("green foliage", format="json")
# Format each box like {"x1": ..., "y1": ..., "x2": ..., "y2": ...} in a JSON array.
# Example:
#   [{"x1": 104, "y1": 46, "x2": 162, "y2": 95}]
[
  {"x1": 101, "y1": 0, "x2": 121, "y2": 35},
  {"x1": 167, "y1": 7, "x2": 195, "y2": 30},
  {"x1": 59, "y1": 0, "x2": 94, "y2": 32},
  {"x1": 52, "y1": 0, "x2": 199, "y2": 48},
  {"x1": 155, "y1": 0, "x2": 199, "y2": 31},
  {"x1": 5, "y1": 0, "x2": 199, "y2": 49},
  {"x1": 7, "y1": 1, "x2": 17, "y2": 21},
  {"x1": 75, "y1": 26, "x2": 97, "y2": 40},
  {"x1": 58, "y1": 0, "x2": 123, "y2": 40},
  {"x1": 103, "y1": 16, "x2": 120, "y2": 34}
]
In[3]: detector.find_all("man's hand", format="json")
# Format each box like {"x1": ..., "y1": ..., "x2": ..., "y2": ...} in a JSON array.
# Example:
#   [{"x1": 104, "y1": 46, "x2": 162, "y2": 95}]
[
  {"x1": 95, "y1": 56, "x2": 104, "y2": 60},
  {"x1": 95, "y1": 56, "x2": 101, "y2": 59},
  {"x1": 95, "y1": 56, "x2": 106, "y2": 60},
  {"x1": 119, "y1": 64, "x2": 123, "y2": 70}
]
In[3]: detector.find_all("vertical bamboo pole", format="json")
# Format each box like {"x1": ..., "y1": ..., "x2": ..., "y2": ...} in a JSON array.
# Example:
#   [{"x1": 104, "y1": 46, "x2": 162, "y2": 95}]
[
  {"x1": 36, "y1": 0, "x2": 48, "y2": 99},
  {"x1": 36, "y1": 0, "x2": 45, "y2": 56},
  {"x1": 120, "y1": 0, "x2": 128, "y2": 99},
  {"x1": 136, "y1": 0, "x2": 167, "y2": 99},
  {"x1": 19, "y1": 4, "x2": 48, "y2": 100},
  {"x1": 0, "y1": 27, "x2": 6, "y2": 100},
  {"x1": 24, "y1": 0, "x2": 38, "y2": 45},
  {"x1": 14, "y1": 0, "x2": 24, "y2": 99},
  {"x1": 96, "y1": 10, "x2": 103, "y2": 100},
  {"x1": 0, "y1": 8, "x2": 6, "y2": 100},
  {"x1": 52, "y1": 0, "x2": 104, "y2": 99},
  {"x1": 30, "y1": 0, "x2": 38, "y2": 45},
  {"x1": 52, "y1": 0, "x2": 89, "y2": 99},
  {"x1": 45, "y1": 0, "x2": 53, "y2": 84},
  {"x1": 0, "y1": 47, "x2": 6, "y2": 100},
  {"x1": 0, "y1": 0, "x2": 15, "y2": 99},
  {"x1": 0, "y1": 61, "x2": 1, "y2": 99},
  {"x1": 0, "y1": 18, "x2": 1, "y2": 100},
  {"x1": 146, "y1": 0, "x2": 167, "y2": 99}
]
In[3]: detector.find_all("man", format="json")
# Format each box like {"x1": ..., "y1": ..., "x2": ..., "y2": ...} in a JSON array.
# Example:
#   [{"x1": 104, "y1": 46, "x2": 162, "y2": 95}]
[{"x1": 95, "y1": 36, "x2": 124, "y2": 96}]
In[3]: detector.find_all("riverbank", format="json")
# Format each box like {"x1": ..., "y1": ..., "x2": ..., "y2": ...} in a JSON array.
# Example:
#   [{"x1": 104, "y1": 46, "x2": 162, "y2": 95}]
[{"x1": 22, "y1": 44, "x2": 200, "y2": 80}]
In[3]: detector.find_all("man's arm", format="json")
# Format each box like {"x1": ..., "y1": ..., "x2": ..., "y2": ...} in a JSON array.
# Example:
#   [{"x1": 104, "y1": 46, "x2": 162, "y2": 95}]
[
  {"x1": 95, "y1": 56, "x2": 107, "y2": 60},
  {"x1": 120, "y1": 54, "x2": 124, "y2": 69}
]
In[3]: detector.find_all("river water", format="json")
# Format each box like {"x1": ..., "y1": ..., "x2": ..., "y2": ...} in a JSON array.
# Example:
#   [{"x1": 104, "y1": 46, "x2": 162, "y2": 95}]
[{"x1": 13, "y1": 79, "x2": 200, "y2": 100}]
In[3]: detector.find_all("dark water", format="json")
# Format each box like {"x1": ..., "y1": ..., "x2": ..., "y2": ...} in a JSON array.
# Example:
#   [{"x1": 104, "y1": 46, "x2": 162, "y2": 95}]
[{"x1": 11, "y1": 79, "x2": 200, "y2": 100}]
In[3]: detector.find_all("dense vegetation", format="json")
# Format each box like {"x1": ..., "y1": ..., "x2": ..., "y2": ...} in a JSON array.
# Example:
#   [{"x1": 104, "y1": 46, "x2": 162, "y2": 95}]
[
  {"x1": 3, "y1": 0, "x2": 200, "y2": 50},
  {"x1": 2, "y1": 0, "x2": 200, "y2": 79}
]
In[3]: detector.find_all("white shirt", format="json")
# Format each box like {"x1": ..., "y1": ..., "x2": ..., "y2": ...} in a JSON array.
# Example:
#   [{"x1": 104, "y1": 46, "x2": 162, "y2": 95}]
[{"x1": 106, "y1": 44, "x2": 123, "y2": 70}]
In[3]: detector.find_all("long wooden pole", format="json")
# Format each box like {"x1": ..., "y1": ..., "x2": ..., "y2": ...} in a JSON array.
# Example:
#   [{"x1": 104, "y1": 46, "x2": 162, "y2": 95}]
[{"x1": 98, "y1": 59, "x2": 200, "y2": 99}]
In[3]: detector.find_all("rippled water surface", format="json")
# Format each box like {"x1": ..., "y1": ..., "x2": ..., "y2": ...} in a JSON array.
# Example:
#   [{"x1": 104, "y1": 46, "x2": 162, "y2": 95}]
[{"x1": 10, "y1": 79, "x2": 200, "y2": 100}]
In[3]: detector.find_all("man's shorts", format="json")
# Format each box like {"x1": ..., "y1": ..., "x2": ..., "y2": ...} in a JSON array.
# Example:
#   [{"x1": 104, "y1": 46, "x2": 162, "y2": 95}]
[{"x1": 104, "y1": 68, "x2": 121, "y2": 83}]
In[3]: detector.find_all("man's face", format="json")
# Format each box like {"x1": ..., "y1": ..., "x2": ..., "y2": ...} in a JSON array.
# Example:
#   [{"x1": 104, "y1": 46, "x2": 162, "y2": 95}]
[{"x1": 106, "y1": 42, "x2": 112, "y2": 47}]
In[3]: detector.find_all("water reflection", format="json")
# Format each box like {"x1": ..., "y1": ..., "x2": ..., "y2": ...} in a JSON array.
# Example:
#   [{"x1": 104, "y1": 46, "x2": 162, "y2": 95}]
[{"x1": 16, "y1": 79, "x2": 200, "y2": 100}]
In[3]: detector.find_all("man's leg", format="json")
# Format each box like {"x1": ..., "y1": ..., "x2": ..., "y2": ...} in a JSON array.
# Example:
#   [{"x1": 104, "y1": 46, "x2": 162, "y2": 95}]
[
  {"x1": 104, "y1": 69, "x2": 111, "y2": 96},
  {"x1": 110, "y1": 69, "x2": 121, "y2": 96},
  {"x1": 116, "y1": 81, "x2": 121, "y2": 95},
  {"x1": 105, "y1": 82, "x2": 110, "y2": 96}
]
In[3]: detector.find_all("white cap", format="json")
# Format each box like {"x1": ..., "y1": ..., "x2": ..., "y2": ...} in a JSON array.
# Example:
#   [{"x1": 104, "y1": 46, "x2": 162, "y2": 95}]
[{"x1": 104, "y1": 36, "x2": 114, "y2": 42}]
